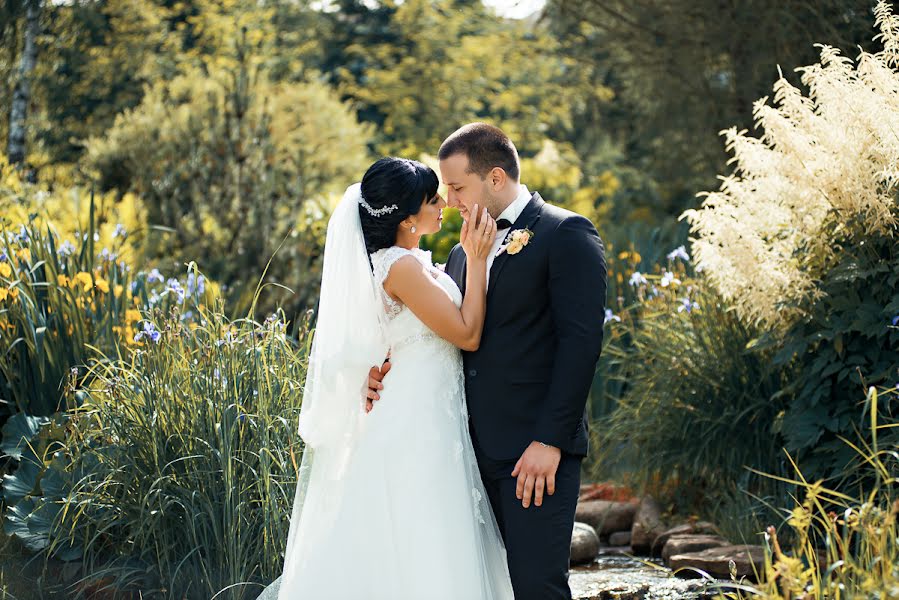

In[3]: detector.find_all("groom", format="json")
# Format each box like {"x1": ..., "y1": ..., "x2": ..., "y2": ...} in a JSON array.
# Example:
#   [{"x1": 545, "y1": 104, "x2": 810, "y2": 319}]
[{"x1": 371, "y1": 123, "x2": 607, "y2": 599}]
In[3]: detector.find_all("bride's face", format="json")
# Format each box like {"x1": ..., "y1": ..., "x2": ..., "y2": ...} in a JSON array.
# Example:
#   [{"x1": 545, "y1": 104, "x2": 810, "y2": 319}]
[{"x1": 412, "y1": 193, "x2": 447, "y2": 236}]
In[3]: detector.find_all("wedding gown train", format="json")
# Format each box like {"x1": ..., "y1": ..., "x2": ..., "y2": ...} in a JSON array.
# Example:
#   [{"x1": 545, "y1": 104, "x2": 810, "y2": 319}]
[{"x1": 256, "y1": 246, "x2": 514, "y2": 600}]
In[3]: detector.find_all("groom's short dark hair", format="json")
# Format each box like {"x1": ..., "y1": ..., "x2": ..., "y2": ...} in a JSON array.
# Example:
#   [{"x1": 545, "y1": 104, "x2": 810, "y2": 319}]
[{"x1": 438, "y1": 123, "x2": 520, "y2": 182}]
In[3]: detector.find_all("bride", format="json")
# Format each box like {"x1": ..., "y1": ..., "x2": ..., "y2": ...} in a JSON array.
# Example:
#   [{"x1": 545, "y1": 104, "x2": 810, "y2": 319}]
[{"x1": 257, "y1": 157, "x2": 514, "y2": 599}]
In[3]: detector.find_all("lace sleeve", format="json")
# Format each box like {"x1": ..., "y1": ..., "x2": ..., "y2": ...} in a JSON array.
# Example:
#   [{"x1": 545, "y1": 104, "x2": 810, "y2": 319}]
[{"x1": 371, "y1": 246, "x2": 417, "y2": 318}]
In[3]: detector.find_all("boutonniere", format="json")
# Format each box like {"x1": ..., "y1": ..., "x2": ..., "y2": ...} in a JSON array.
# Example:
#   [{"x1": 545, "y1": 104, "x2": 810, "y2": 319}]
[{"x1": 496, "y1": 228, "x2": 534, "y2": 257}]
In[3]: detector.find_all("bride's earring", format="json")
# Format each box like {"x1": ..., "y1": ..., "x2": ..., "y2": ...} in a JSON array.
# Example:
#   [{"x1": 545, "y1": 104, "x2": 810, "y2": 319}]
[{"x1": 411, "y1": 225, "x2": 417, "y2": 234}]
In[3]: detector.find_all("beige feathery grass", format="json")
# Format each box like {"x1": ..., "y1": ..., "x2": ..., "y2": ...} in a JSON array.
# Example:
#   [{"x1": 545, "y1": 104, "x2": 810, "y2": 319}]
[{"x1": 683, "y1": 0, "x2": 899, "y2": 328}]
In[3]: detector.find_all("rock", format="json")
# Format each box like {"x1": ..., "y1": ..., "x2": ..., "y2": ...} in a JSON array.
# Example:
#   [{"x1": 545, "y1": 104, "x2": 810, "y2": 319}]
[
  {"x1": 570, "y1": 522, "x2": 600, "y2": 565},
  {"x1": 575, "y1": 500, "x2": 638, "y2": 535},
  {"x1": 608, "y1": 530, "x2": 632, "y2": 547},
  {"x1": 630, "y1": 496, "x2": 665, "y2": 555},
  {"x1": 669, "y1": 545, "x2": 766, "y2": 581},
  {"x1": 661, "y1": 534, "x2": 730, "y2": 563},
  {"x1": 578, "y1": 482, "x2": 636, "y2": 502},
  {"x1": 651, "y1": 521, "x2": 720, "y2": 558}
]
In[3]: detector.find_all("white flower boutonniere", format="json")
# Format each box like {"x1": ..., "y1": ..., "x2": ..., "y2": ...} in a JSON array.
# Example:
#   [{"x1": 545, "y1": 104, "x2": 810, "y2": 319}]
[{"x1": 497, "y1": 228, "x2": 534, "y2": 257}]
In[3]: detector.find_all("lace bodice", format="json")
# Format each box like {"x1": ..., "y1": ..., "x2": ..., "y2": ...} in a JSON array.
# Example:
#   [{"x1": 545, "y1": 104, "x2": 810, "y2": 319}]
[{"x1": 370, "y1": 246, "x2": 463, "y2": 351}]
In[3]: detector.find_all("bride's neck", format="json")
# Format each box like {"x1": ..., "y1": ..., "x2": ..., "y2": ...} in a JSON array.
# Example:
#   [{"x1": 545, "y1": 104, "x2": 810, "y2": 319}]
[{"x1": 394, "y1": 230, "x2": 420, "y2": 250}]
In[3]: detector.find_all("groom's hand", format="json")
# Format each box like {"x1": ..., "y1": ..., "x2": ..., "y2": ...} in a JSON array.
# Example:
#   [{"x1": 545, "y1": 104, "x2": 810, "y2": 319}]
[
  {"x1": 365, "y1": 358, "x2": 391, "y2": 413},
  {"x1": 511, "y1": 441, "x2": 562, "y2": 509}
]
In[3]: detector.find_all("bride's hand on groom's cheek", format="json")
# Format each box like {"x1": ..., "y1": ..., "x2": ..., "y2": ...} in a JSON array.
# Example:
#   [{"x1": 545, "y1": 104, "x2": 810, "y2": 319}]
[{"x1": 365, "y1": 358, "x2": 392, "y2": 413}]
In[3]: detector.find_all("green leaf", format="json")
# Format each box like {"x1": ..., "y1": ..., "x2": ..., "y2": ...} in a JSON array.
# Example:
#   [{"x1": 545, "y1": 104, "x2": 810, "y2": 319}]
[
  {"x1": 0, "y1": 413, "x2": 50, "y2": 460},
  {"x1": 1, "y1": 455, "x2": 42, "y2": 505}
]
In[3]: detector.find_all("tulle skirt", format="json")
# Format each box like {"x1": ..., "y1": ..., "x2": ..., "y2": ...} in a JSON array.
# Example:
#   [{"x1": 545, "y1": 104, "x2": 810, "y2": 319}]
[{"x1": 256, "y1": 338, "x2": 513, "y2": 600}]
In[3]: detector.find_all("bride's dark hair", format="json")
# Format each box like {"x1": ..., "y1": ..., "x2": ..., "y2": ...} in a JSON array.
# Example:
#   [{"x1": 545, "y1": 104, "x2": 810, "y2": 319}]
[{"x1": 359, "y1": 157, "x2": 439, "y2": 254}]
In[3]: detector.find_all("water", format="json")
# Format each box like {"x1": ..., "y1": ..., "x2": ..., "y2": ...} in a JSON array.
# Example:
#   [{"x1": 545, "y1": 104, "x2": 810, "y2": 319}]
[{"x1": 570, "y1": 550, "x2": 726, "y2": 600}]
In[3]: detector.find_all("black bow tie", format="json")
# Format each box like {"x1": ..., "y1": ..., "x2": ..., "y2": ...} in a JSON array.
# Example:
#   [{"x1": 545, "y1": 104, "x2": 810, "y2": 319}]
[{"x1": 495, "y1": 218, "x2": 513, "y2": 229}]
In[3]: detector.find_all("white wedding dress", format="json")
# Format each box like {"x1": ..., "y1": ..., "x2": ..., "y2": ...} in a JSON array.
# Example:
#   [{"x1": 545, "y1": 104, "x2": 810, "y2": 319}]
[{"x1": 257, "y1": 245, "x2": 513, "y2": 600}]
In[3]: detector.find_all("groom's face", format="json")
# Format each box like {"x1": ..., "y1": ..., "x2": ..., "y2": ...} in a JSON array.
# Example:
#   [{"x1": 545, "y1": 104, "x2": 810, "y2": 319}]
[{"x1": 439, "y1": 152, "x2": 491, "y2": 222}]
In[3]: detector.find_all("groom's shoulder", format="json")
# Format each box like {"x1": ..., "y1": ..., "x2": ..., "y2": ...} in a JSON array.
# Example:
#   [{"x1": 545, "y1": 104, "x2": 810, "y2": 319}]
[
  {"x1": 447, "y1": 242, "x2": 463, "y2": 264},
  {"x1": 536, "y1": 196, "x2": 599, "y2": 234}
]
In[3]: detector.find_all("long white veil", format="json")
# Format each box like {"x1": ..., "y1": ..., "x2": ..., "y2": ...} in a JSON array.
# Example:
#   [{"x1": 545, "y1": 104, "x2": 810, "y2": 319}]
[{"x1": 257, "y1": 183, "x2": 389, "y2": 600}]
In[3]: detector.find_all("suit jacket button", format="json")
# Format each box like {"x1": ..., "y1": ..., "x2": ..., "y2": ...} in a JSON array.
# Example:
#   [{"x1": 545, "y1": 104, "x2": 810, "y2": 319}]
[{"x1": 468, "y1": 369, "x2": 477, "y2": 377}]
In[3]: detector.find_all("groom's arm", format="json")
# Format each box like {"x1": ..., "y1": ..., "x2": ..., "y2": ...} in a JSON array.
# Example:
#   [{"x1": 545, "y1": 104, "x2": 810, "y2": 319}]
[
  {"x1": 445, "y1": 243, "x2": 466, "y2": 294},
  {"x1": 534, "y1": 214, "x2": 607, "y2": 449}
]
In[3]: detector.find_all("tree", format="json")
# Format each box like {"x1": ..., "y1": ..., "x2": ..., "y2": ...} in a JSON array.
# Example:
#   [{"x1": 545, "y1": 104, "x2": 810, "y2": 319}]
[
  {"x1": 548, "y1": 0, "x2": 877, "y2": 213},
  {"x1": 85, "y1": 28, "x2": 373, "y2": 317},
  {"x1": 339, "y1": 0, "x2": 607, "y2": 158},
  {"x1": 6, "y1": 0, "x2": 39, "y2": 168}
]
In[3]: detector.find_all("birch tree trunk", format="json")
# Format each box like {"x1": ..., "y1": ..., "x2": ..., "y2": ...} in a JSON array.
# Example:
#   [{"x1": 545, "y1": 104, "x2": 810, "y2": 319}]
[{"x1": 7, "y1": 0, "x2": 40, "y2": 166}]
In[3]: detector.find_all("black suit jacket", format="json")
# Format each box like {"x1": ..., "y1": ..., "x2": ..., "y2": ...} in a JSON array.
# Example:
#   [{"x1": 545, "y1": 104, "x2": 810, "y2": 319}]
[{"x1": 446, "y1": 192, "x2": 607, "y2": 461}]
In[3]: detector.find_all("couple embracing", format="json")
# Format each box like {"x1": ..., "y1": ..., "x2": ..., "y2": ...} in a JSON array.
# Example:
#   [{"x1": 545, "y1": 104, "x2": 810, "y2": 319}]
[{"x1": 258, "y1": 123, "x2": 607, "y2": 599}]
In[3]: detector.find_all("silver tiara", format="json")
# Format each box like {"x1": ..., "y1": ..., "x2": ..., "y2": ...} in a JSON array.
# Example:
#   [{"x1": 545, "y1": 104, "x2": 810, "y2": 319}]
[{"x1": 359, "y1": 194, "x2": 398, "y2": 217}]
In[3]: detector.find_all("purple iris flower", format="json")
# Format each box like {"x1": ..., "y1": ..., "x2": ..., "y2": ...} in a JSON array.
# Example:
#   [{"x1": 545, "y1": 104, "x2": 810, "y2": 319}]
[
  {"x1": 678, "y1": 298, "x2": 700, "y2": 313},
  {"x1": 186, "y1": 272, "x2": 205, "y2": 295},
  {"x1": 147, "y1": 268, "x2": 164, "y2": 284},
  {"x1": 166, "y1": 278, "x2": 186, "y2": 303},
  {"x1": 57, "y1": 240, "x2": 75, "y2": 258}
]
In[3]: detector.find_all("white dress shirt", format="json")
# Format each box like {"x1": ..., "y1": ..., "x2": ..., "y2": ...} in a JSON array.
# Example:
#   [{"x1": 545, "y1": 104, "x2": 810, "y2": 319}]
[{"x1": 486, "y1": 184, "x2": 532, "y2": 287}]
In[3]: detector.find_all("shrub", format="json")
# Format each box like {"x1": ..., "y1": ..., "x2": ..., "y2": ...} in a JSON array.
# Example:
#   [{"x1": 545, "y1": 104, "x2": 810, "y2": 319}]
[
  {"x1": 683, "y1": 1, "x2": 899, "y2": 329},
  {"x1": 0, "y1": 205, "x2": 220, "y2": 421},
  {"x1": 3, "y1": 303, "x2": 309, "y2": 598},
  {"x1": 730, "y1": 386, "x2": 899, "y2": 599},
  {"x1": 597, "y1": 265, "x2": 789, "y2": 516},
  {"x1": 0, "y1": 209, "x2": 137, "y2": 419},
  {"x1": 85, "y1": 37, "x2": 373, "y2": 318},
  {"x1": 684, "y1": 0, "x2": 899, "y2": 483}
]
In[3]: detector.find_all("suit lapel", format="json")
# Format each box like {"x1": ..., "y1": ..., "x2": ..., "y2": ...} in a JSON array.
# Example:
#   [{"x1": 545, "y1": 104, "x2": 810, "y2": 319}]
[{"x1": 488, "y1": 193, "x2": 545, "y2": 299}]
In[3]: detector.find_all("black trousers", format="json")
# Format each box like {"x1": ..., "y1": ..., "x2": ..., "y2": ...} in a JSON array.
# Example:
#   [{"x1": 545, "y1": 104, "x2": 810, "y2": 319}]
[{"x1": 473, "y1": 441, "x2": 582, "y2": 600}]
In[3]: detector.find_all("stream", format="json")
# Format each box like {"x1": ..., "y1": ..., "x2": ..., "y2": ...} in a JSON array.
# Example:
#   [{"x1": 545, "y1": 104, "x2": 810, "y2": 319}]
[{"x1": 570, "y1": 549, "x2": 729, "y2": 600}]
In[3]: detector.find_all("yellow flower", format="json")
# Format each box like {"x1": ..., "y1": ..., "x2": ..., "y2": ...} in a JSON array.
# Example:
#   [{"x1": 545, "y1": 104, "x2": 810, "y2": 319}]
[
  {"x1": 114, "y1": 284, "x2": 124, "y2": 298},
  {"x1": 74, "y1": 272, "x2": 93, "y2": 291},
  {"x1": 126, "y1": 309, "x2": 141, "y2": 323},
  {"x1": 57, "y1": 274, "x2": 70, "y2": 288},
  {"x1": 0, "y1": 263, "x2": 11, "y2": 278},
  {"x1": 512, "y1": 230, "x2": 531, "y2": 245},
  {"x1": 504, "y1": 228, "x2": 533, "y2": 255},
  {"x1": 95, "y1": 278, "x2": 110, "y2": 294},
  {"x1": 0, "y1": 289, "x2": 7, "y2": 302},
  {"x1": 16, "y1": 248, "x2": 30, "y2": 262},
  {"x1": 618, "y1": 251, "x2": 630, "y2": 260},
  {"x1": 8, "y1": 287, "x2": 18, "y2": 301}
]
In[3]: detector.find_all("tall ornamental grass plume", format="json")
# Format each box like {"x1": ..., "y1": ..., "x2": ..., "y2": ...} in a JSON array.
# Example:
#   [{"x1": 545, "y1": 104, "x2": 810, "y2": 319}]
[
  {"x1": 683, "y1": 0, "x2": 899, "y2": 329},
  {"x1": 40, "y1": 302, "x2": 310, "y2": 599}
]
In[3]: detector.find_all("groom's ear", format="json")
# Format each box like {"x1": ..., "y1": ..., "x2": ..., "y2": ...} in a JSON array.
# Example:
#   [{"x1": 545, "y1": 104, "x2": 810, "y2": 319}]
[{"x1": 489, "y1": 167, "x2": 508, "y2": 192}]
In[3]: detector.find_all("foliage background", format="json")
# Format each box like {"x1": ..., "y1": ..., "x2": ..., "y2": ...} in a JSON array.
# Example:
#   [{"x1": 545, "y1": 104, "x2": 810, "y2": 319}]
[{"x1": 2, "y1": 0, "x2": 898, "y2": 597}]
